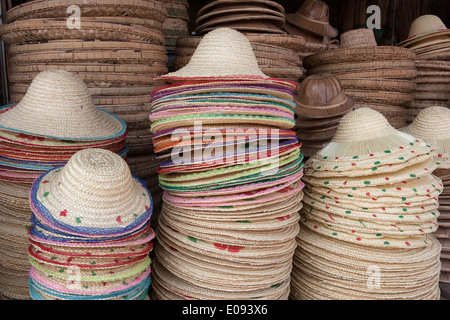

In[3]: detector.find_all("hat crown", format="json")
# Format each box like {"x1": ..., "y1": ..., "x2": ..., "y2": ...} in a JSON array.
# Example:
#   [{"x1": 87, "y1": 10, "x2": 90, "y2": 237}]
[
  {"x1": 408, "y1": 15, "x2": 447, "y2": 38},
  {"x1": 298, "y1": 0, "x2": 330, "y2": 23},
  {"x1": 19, "y1": 70, "x2": 94, "y2": 111},
  {"x1": 297, "y1": 73, "x2": 345, "y2": 106},
  {"x1": 408, "y1": 106, "x2": 450, "y2": 141},
  {"x1": 57, "y1": 149, "x2": 134, "y2": 208},
  {"x1": 333, "y1": 107, "x2": 396, "y2": 142},
  {"x1": 160, "y1": 28, "x2": 268, "y2": 79},
  {"x1": 340, "y1": 29, "x2": 377, "y2": 48}
]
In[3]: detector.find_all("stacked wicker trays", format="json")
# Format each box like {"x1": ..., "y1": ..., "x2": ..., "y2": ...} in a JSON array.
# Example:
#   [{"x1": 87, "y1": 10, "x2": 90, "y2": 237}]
[
  {"x1": 0, "y1": 0, "x2": 168, "y2": 223},
  {"x1": 304, "y1": 29, "x2": 417, "y2": 129},
  {"x1": 161, "y1": 0, "x2": 190, "y2": 52}
]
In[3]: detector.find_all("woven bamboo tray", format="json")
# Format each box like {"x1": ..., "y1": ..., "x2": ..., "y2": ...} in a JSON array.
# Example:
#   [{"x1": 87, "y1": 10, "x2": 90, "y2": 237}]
[
  {"x1": 5, "y1": 0, "x2": 167, "y2": 23},
  {"x1": 413, "y1": 91, "x2": 449, "y2": 101},
  {"x1": 92, "y1": 95, "x2": 152, "y2": 106},
  {"x1": 9, "y1": 50, "x2": 168, "y2": 65},
  {"x1": 417, "y1": 51, "x2": 450, "y2": 61},
  {"x1": 339, "y1": 78, "x2": 416, "y2": 93},
  {"x1": 8, "y1": 72, "x2": 157, "y2": 86},
  {"x1": 0, "y1": 19, "x2": 165, "y2": 45},
  {"x1": 408, "y1": 100, "x2": 449, "y2": 109},
  {"x1": 352, "y1": 102, "x2": 410, "y2": 117},
  {"x1": 307, "y1": 60, "x2": 416, "y2": 75},
  {"x1": 303, "y1": 46, "x2": 416, "y2": 69},
  {"x1": 9, "y1": 63, "x2": 167, "y2": 75},
  {"x1": 415, "y1": 83, "x2": 450, "y2": 93},
  {"x1": 334, "y1": 68, "x2": 418, "y2": 80},
  {"x1": 99, "y1": 103, "x2": 152, "y2": 115},
  {"x1": 345, "y1": 89, "x2": 414, "y2": 106},
  {"x1": 416, "y1": 60, "x2": 450, "y2": 71},
  {"x1": 7, "y1": 40, "x2": 165, "y2": 56}
]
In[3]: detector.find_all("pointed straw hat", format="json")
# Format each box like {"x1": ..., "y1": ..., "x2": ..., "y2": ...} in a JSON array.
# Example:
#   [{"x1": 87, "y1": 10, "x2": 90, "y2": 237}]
[
  {"x1": 400, "y1": 106, "x2": 450, "y2": 168},
  {"x1": 30, "y1": 148, "x2": 153, "y2": 236},
  {"x1": 0, "y1": 70, "x2": 126, "y2": 141},
  {"x1": 286, "y1": 0, "x2": 338, "y2": 38},
  {"x1": 398, "y1": 15, "x2": 450, "y2": 48},
  {"x1": 155, "y1": 28, "x2": 294, "y2": 87}
]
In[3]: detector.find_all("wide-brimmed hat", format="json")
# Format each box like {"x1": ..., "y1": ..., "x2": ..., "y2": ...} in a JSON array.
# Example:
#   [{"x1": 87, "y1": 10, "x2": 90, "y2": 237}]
[
  {"x1": 0, "y1": 70, "x2": 126, "y2": 141},
  {"x1": 156, "y1": 28, "x2": 295, "y2": 86},
  {"x1": 400, "y1": 106, "x2": 450, "y2": 168},
  {"x1": 285, "y1": 0, "x2": 338, "y2": 38},
  {"x1": 398, "y1": 15, "x2": 450, "y2": 48},
  {"x1": 295, "y1": 73, "x2": 354, "y2": 118},
  {"x1": 30, "y1": 148, "x2": 153, "y2": 236}
]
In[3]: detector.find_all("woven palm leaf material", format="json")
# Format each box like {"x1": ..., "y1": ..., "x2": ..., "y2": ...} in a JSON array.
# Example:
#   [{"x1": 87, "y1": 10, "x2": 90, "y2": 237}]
[
  {"x1": 149, "y1": 28, "x2": 304, "y2": 300},
  {"x1": 27, "y1": 149, "x2": 155, "y2": 300},
  {"x1": 291, "y1": 107, "x2": 442, "y2": 299}
]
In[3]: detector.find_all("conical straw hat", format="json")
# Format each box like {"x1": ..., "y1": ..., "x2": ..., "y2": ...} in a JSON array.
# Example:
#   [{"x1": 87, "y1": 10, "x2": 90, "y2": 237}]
[
  {"x1": 155, "y1": 28, "x2": 293, "y2": 85},
  {"x1": 30, "y1": 148, "x2": 153, "y2": 236},
  {"x1": 0, "y1": 70, "x2": 126, "y2": 141},
  {"x1": 400, "y1": 106, "x2": 450, "y2": 168}
]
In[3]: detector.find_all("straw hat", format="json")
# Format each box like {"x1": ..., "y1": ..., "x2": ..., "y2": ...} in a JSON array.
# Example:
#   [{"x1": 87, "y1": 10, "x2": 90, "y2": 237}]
[
  {"x1": 156, "y1": 28, "x2": 295, "y2": 84},
  {"x1": 340, "y1": 28, "x2": 377, "y2": 48},
  {"x1": 30, "y1": 148, "x2": 153, "y2": 236},
  {"x1": 295, "y1": 73, "x2": 354, "y2": 118},
  {"x1": 286, "y1": 0, "x2": 337, "y2": 38},
  {"x1": 400, "y1": 106, "x2": 450, "y2": 168},
  {"x1": 398, "y1": 15, "x2": 450, "y2": 48},
  {"x1": 0, "y1": 70, "x2": 126, "y2": 141}
]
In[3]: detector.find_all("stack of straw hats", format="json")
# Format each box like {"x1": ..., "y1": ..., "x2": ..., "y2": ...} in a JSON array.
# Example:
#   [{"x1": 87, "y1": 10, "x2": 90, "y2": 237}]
[
  {"x1": 303, "y1": 28, "x2": 417, "y2": 129},
  {"x1": 161, "y1": 0, "x2": 190, "y2": 52},
  {"x1": 397, "y1": 15, "x2": 450, "y2": 120},
  {"x1": 148, "y1": 28, "x2": 305, "y2": 300},
  {"x1": 294, "y1": 73, "x2": 354, "y2": 159},
  {"x1": 0, "y1": 70, "x2": 128, "y2": 299},
  {"x1": 282, "y1": 0, "x2": 339, "y2": 80},
  {"x1": 194, "y1": 0, "x2": 287, "y2": 35},
  {"x1": 27, "y1": 148, "x2": 154, "y2": 300},
  {"x1": 173, "y1": 0, "x2": 306, "y2": 88},
  {"x1": 400, "y1": 106, "x2": 450, "y2": 294},
  {"x1": 291, "y1": 107, "x2": 442, "y2": 300},
  {"x1": 0, "y1": 0, "x2": 168, "y2": 191}
]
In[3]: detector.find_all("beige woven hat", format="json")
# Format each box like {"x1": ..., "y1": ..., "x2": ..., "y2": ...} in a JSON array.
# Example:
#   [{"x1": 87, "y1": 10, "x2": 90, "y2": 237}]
[
  {"x1": 156, "y1": 28, "x2": 287, "y2": 82},
  {"x1": 0, "y1": 70, "x2": 126, "y2": 141},
  {"x1": 340, "y1": 28, "x2": 377, "y2": 48},
  {"x1": 30, "y1": 148, "x2": 152, "y2": 235},
  {"x1": 286, "y1": 0, "x2": 338, "y2": 38},
  {"x1": 398, "y1": 15, "x2": 450, "y2": 47},
  {"x1": 400, "y1": 106, "x2": 450, "y2": 168}
]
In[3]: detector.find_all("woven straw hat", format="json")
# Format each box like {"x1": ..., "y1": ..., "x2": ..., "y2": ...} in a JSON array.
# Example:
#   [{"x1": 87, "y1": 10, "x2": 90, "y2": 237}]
[
  {"x1": 156, "y1": 28, "x2": 270, "y2": 81},
  {"x1": 30, "y1": 148, "x2": 153, "y2": 236},
  {"x1": 286, "y1": 0, "x2": 337, "y2": 38},
  {"x1": 295, "y1": 73, "x2": 354, "y2": 119},
  {"x1": 400, "y1": 106, "x2": 450, "y2": 168},
  {"x1": 398, "y1": 15, "x2": 450, "y2": 47},
  {"x1": 0, "y1": 70, "x2": 126, "y2": 141},
  {"x1": 340, "y1": 28, "x2": 377, "y2": 48}
]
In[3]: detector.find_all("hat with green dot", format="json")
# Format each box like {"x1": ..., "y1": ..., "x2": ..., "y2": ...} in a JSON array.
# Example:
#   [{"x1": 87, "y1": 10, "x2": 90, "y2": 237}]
[
  {"x1": 29, "y1": 148, "x2": 153, "y2": 237},
  {"x1": 400, "y1": 106, "x2": 450, "y2": 169},
  {"x1": 0, "y1": 70, "x2": 126, "y2": 141}
]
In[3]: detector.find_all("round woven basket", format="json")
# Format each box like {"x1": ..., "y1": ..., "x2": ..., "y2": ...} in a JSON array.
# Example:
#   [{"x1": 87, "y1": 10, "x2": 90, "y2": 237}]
[
  {"x1": 0, "y1": 19, "x2": 165, "y2": 45},
  {"x1": 5, "y1": 0, "x2": 167, "y2": 23},
  {"x1": 408, "y1": 100, "x2": 449, "y2": 109},
  {"x1": 307, "y1": 60, "x2": 416, "y2": 75},
  {"x1": 339, "y1": 78, "x2": 416, "y2": 93},
  {"x1": 345, "y1": 89, "x2": 414, "y2": 106},
  {"x1": 7, "y1": 40, "x2": 165, "y2": 56},
  {"x1": 334, "y1": 68, "x2": 418, "y2": 80},
  {"x1": 413, "y1": 91, "x2": 449, "y2": 101},
  {"x1": 303, "y1": 47, "x2": 416, "y2": 69}
]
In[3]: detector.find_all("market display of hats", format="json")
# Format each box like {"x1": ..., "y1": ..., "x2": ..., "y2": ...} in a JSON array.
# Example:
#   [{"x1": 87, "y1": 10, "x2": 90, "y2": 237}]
[
  {"x1": 194, "y1": 0, "x2": 287, "y2": 35},
  {"x1": 0, "y1": 70, "x2": 128, "y2": 300},
  {"x1": 0, "y1": 0, "x2": 168, "y2": 199},
  {"x1": 291, "y1": 107, "x2": 442, "y2": 299},
  {"x1": 303, "y1": 28, "x2": 417, "y2": 129},
  {"x1": 397, "y1": 15, "x2": 450, "y2": 119},
  {"x1": 294, "y1": 73, "x2": 354, "y2": 159},
  {"x1": 148, "y1": 28, "x2": 304, "y2": 300},
  {"x1": 27, "y1": 148, "x2": 154, "y2": 300},
  {"x1": 161, "y1": 0, "x2": 190, "y2": 52},
  {"x1": 400, "y1": 106, "x2": 450, "y2": 291}
]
